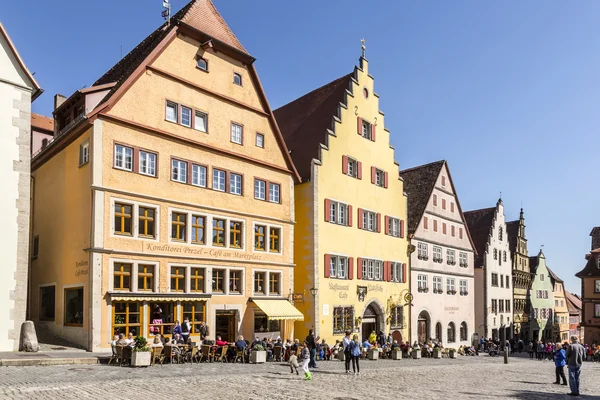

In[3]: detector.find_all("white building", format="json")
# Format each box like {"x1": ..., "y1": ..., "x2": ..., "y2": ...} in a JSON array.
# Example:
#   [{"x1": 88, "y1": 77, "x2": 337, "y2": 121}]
[
  {"x1": 401, "y1": 160, "x2": 477, "y2": 347},
  {"x1": 0, "y1": 22, "x2": 42, "y2": 351},
  {"x1": 465, "y1": 199, "x2": 513, "y2": 343}
]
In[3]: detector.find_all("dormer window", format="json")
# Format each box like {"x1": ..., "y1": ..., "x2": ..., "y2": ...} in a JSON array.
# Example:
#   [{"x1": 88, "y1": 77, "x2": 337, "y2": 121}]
[
  {"x1": 196, "y1": 57, "x2": 208, "y2": 71},
  {"x1": 233, "y1": 73, "x2": 242, "y2": 86}
]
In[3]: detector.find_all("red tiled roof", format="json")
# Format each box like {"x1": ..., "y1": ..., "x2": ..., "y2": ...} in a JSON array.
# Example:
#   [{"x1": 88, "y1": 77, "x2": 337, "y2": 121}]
[
  {"x1": 31, "y1": 113, "x2": 54, "y2": 134},
  {"x1": 274, "y1": 74, "x2": 353, "y2": 181},
  {"x1": 546, "y1": 266, "x2": 563, "y2": 283}
]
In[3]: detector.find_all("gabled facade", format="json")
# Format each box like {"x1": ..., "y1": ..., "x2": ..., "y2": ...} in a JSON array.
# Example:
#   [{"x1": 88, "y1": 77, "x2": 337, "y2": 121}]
[
  {"x1": 547, "y1": 268, "x2": 569, "y2": 342},
  {"x1": 506, "y1": 209, "x2": 531, "y2": 340},
  {"x1": 275, "y1": 52, "x2": 410, "y2": 344},
  {"x1": 465, "y1": 199, "x2": 513, "y2": 342},
  {"x1": 575, "y1": 227, "x2": 600, "y2": 345},
  {"x1": 31, "y1": 113, "x2": 54, "y2": 155},
  {"x1": 0, "y1": 22, "x2": 42, "y2": 351},
  {"x1": 528, "y1": 251, "x2": 554, "y2": 341},
  {"x1": 565, "y1": 290, "x2": 584, "y2": 343},
  {"x1": 400, "y1": 161, "x2": 476, "y2": 347},
  {"x1": 29, "y1": 0, "x2": 302, "y2": 351}
]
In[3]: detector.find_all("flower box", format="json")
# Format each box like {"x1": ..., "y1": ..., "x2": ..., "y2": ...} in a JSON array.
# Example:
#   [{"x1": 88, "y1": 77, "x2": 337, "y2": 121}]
[
  {"x1": 131, "y1": 351, "x2": 151, "y2": 367},
  {"x1": 449, "y1": 350, "x2": 457, "y2": 359},
  {"x1": 392, "y1": 350, "x2": 402, "y2": 360},
  {"x1": 367, "y1": 348, "x2": 379, "y2": 360},
  {"x1": 411, "y1": 349, "x2": 421, "y2": 359},
  {"x1": 250, "y1": 350, "x2": 267, "y2": 364},
  {"x1": 433, "y1": 349, "x2": 442, "y2": 359}
]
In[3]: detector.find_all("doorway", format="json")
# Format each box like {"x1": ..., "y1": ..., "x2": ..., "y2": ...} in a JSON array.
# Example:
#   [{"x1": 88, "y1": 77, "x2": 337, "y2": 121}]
[
  {"x1": 215, "y1": 310, "x2": 236, "y2": 342},
  {"x1": 362, "y1": 320, "x2": 376, "y2": 342},
  {"x1": 417, "y1": 311, "x2": 430, "y2": 345}
]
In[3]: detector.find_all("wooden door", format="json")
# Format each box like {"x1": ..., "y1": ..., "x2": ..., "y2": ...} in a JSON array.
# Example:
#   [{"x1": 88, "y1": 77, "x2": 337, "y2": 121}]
[{"x1": 418, "y1": 319, "x2": 427, "y2": 344}]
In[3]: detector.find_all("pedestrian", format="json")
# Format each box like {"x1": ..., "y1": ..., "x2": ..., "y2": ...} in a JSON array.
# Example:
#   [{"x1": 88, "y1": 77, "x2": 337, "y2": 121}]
[
  {"x1": 300, "y1": 341, "x2": 312, "y2": 380},
  {"x1": 480, "y1": 336, "x2": 485, "y2": 352},
  {"x1": 528, "y1": 340, "x2": 534, "y2": 359},
  {"x1": 553, "y1": 343, "x2": 568, "y2": 386},
  {"x1": 181, "y1": 317, "x2": 191, "y2": 343},
  {"x1": 305, "y1": 329, "x2": 319, "y2": 369},
  {"x1": 565, "y1": 335, "x2": 585, "y2": 396},
  {"x1": 342, "y1": 330, "x2": 352, "y2": 373},
  {"x1": 199, "y1": 321, "x2": 209, "y2": 342},
  {"x1": 288, "y1": 350, "x2": 299, "y2": 375},
  {"x1": 537, "y1": 340, "x2": 545, "y2": 360},
  {"x1": 349, "y1": 334, "x2": 361, "y2": 375}
]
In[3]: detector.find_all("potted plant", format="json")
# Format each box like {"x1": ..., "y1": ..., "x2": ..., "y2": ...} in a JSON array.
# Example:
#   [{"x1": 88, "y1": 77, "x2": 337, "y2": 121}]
[
  {"x1": 367, "y1": 346, "x2": 379, "y2": 360},
  {"x1": 131, "y1": 336, "x2": 151, "y2": 367},
  {"x1": 433, "y1": 346, "x2": 442, "y2": 359},
  {"x1": 448, "y1": 348, "x2": 457, "y2": 359},
  {"x1": 411, "y1": 345, "x2": 421, "y2": 359},
  {"x1": 250, "y1": 344, "x2": 267, "y2": 364},
  {"x1": 392, "y1": 347, "x2": 402, "y2": 360}
]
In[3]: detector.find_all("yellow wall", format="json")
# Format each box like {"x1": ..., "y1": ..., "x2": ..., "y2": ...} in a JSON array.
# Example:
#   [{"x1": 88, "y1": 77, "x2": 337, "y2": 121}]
[
  {"x1": 552, "y1": 282, "x2": 569, "y2": 340},
  {"x1": 295, "y1": 57, "x2": 410, "y2": 343}
]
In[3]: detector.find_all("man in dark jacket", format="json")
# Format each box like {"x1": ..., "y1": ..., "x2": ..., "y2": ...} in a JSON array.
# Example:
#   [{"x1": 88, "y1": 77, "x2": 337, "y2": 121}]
[
  {"x1": 199, "y1": 321, "x2": 209, "y2": 341},
  {"x1": 565, "y1": 335, "x2": 585, "y2": 396},
  {"x1": 306, "y1": 329, "x2": 319, "y2": 368}
]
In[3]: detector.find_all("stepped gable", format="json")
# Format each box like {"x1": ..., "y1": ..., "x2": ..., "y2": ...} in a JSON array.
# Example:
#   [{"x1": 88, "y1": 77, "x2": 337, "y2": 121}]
[
  {"x1": 274, "y1": 74, "x2": 353, "y2": 182},
  {"x1": 464, "y1": 207, "x2": 496, "y2": 268}
]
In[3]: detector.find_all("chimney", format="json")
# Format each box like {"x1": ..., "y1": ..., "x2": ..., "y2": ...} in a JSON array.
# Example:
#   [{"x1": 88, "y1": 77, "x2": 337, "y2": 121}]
[
  {"x1": 591, "y1": 227, "x2": 600, "y2": 251},
  {"x1": 54, "y1": 94, "x2": 67, "y2": 111}
]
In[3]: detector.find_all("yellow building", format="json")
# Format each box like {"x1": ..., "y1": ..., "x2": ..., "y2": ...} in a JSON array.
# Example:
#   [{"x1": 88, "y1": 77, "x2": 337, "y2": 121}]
[
  {"x1": 29, "y1": 0, "x2": 303, "y2": 351},
  {"x1": 548, "y1": 268, "x2": 570, "y2": 342},
  {"x1": 274, "y1": 47, "x2": 410, "y2": 344}
]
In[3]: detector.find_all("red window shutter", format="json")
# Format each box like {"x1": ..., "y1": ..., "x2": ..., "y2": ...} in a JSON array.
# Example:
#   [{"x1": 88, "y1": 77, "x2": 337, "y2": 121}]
[
  {"x1": 342, "y1": 155, "x2": 348, "y2": 175},
  {"x1": 371, "y1": 124, "x2": 376, "y2": 141},
  {"x1": 384, "y1": 172, "x2": 388, "y2": 188},
  {"x1": 400, "y1": 220, "x2": 405, "y2": 238},
  {"x1": 424, "y1": 217, "x2": 428, "y2": 230},
  {"x1": 459, "y1": 228, "x2": 463, "y2": 239},
  {"x1": 357, "y1": 258, "x2": 363, "y2": 279},
  {"x1": 383, "y1": 261, "x2": 389, "y2": 282},
  {"x1": 324, "y1": 199, "x2": 331, "y2": 222},
  {"x1": 443, "y1": 223, "x2": 447, "y2": 235},
  {"x1": 371, "y1": 167, "x2": 376, "y2": 184},
  {"x1": 348, "y1": 258, "x2": 354, "y2": 280},
  {"x1": 357, "y1": 162, "x2": 362, "y2": 180},
  {"x1": 348, "y1": 205, "x2": 353, "y2": 227},
  {"x1": 357, "y1": 208, "x2": 363, "y2": 229},
  {"x1": 442, "y1": 199, "x2": 446, "y2": 210},
  {"x1": 357, "y1": 117, "x2": 363, "y2": 135},
  {"x1": 376, "y1": 213, "x2": 381, "y2": 233},
  {"x1": 451, "y1": 226, "x2": 455, "y2": 237},
  {"x1": 384, "y1": 216, "x2": 390, "y2": 235},
  {"x1": 324, "y1": 254, "x2": 331, "y2": 278},
  {"x1": 402, "y1": 263, "x2": 407, "y2": 283},
  {"x1": 434, "y1": 219, "x2": 438, "y2": 232}
]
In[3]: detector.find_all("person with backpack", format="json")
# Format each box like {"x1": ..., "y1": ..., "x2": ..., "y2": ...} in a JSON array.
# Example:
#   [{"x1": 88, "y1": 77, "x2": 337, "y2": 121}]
[{"x1": 342, "y1": 330, "x2": 352, "y2": 373}]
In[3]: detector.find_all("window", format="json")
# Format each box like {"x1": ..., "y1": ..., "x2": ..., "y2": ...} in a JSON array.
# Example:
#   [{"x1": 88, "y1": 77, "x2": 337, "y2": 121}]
[
  {"x1": 498, "y1": 227, "x2": 503, "y2": 241},
  {"x1": 433, "y1": 246, "x2": 443, "y2": 263},
  {"x1": 114, "y1": 203, "x2": 133, "y2": 235},
  {"x1": 190, "y1": 268, "x2": 205, "y2": 292},
  {"x1": 230, "y1": 221, "x2": 243, "y2": 248},
  {"x1": 501, "y1": 275, "x2": 504, "y2": 287},
  {"x1": 269, "y1": 273, "x2": 281, "y2": 295},
  {"x1": 446, "y1": 278, "x2": 456, "y2": 294},
  {"x1": 447, "y1": 249, "x2": 455, "y2": 265},
  {"x1": 183, "y1": 301, "x2": 206, "y2": 334},
  {"x1": 361, "y1": 259, "x2": 383, "y2": 281},
  {"x1": 503, "y1": 251, "x2": 507, "y2": 262},
  {"x1": 166, "y1": 101, "x2": 178, "y2": 123},
  {"x1": 196, "y1": 57, "x2": 208, "y2": 71},
  {"x1": 433, "y1": 276, "x2": 443, "y2": 293},
  {"x1": 254, "y1": 179, "x2": 266, "y2": 200},
  {"x1": 229, "y1": 173, "x2": 242, "y2": 195},
  {"x1": 212, "y1": 218, "x2": 226, "y2": 246},
  {"x1": 595, "y1": 304, "x2": 600, "y2": 318},
  {"x1": 231, "y1": 123, "x2": 243, "y2": 144},
  {"x1": 213, "y1": 169, "x2": 226, "y2": 191},
  {"x1": 233, "y1": 72, "x2": 242, "y2": 86},
  {"x1": 333, "y1": 306, "x2": 354, "y2": 334},
  {"x1": 417, "y1": 274, "x2": 428, "y2": 291},
  {"x1": 114, "y1": 145, "x2": 133, "y2": 171},
  {"x1": 192, "y1": 164, "x2": 207, "y2": 187},
  {"x1": 459, "y1": 279, "x2": 468, "y2": 295},
  {"x1": 390, "y1": 306, "x2": 404, "y2": 328},
  {"x1": 451, "y1": 202, "x2": 455, "y2": 212},
  {"x1": 138, "y1": 207, "x2": 156, "y2": 238},
  {"x1": 595, "y1": 280, "x2": 600, "y2": 293},
  {"x1": 170, "y1": 267, "x2": 185, "y2": 292},
  {"x1": 447, "y1": 322, "x2": 456, "y2": 343},
  {"x1": 191, "y1": 215, "x2": 205, "y2": 244},
  {"x1": 64, "y1": 287, "x2": 84, "y2": 327},
  {"x1": 329, "y1": 201, "x2": 349, "y2": 226},
  {"x1": 388, "y1": 217, "x2": 400, "y2": 237},
  {"x1": 491, "y1": 273, "x2": 499, "y2": 287},
  {"x1": 181, "y1": 106, "x2": 192, "y2": 127},
  {"x1": 374, "y1": 168, "x2": 384, "y2": 187},
  {"x1": 256, "y1": 133, "x2": 264, "y2": 148},
  {"x1": 494, "y1": 248, "x2": 498, "y2": 260},
  {"x1": 417, "y1": 242, "x2": 429, "y2": 260},
  {"x1": 346, "y1": 157, "x2": 359, "y2": 178},
  {"x1": 113, "y1": 302, "x2": 141, "y2": 336},
  {"x1": 499, "y1": 300, "x2": 504, "y2": 313},
  {"x1": 194, "y1": 111, "x2": 207, "y2": 133},
  {"x1": 329, "y1": 256, "x2": 349, "y2": 279},
  {"x1": 361, "y1": 120, "x2": 372, "y2": 140},
  {"x1": 423, "y1": 216, "x2": 428, "y2": 230},
  {"x1": 254, "y1": 272, "x2": 266, "y2": 294},
  {"x1": 506, "y1": 275, "x2": 510, "y2": 289},
  {"x1": 139, "y1": 151, "x2": 156, "y2": 177},
  {"x1": 442, "y1": 199, "x2": 446, "y2": 210},
  {"x1": 32, "y1": 236, "x2": 39, "y2": 259},
  {"x1": 212, "y1": 269, "x2": 225, "y2": 293},
  {"x1": 137, "y1": 265, "x2": 154, "y2": 292},
  {"x1": 39, "y1": 286, "x2": 55, "y2": 321},
  {"x1": 230, "y1": 270, "x2": 242, "y2": 294},
  {"x1": 269, "y1": 183, "x2": 280, "y2": 203},
  {"x1": 433, "y1": 220, "x2": 438, "y2": 232},
  {"x1": 459, "y1": 228, "x2": 463, "y2": 239},
  {"x1": 171, "y1": 159, "x2": 187, "y2": 183},
  {"x1": 441, "y1": 176, "x2": 446, "y2": 186},
  {"x1": 540, "y1": 274, "x2": 544, "y2": 281},
  {"x1": 79, "y1": 142, "x2": 89, "y2": 165},
  {"x1": 506, "y1": 299, "x2": 510, "y2": 312},
  {"x1": 433, "y1": 194, "x2": 438, "y2": 207},
  {"x1": 492, "y1": 299, "x2": 498, "y2": 313},
  {"x1": 459, "y1": 252, "x2": 468, "y2": 267},
  {"x1": 390, "y1": 262, "x2": 404, "y2": 283},
  {"x1": 460, "y1": 322, "x2": 468, "y2": 341},
  {"x1": 361, "y1": 210, "x2": 377, "y2": 232},
  {"x1": 269, "y1": 227, "x2": 281, "y2": 253},
  {"x1": 254, "y1": 225, "x2": 266, "y2": 251},
  {"x1": 171, "y1": 212, "x2": 187, "y2": 241},
  {"x1": 442, "y1": 223, "x2": 447, "y2": 235}
]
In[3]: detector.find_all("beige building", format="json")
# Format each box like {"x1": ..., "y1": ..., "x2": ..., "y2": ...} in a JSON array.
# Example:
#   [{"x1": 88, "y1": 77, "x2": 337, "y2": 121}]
[
  {"x1": 29, "y1": 0, "x2": 302, "y2": 351},
  {"x1": 547, "y1": 268, "x2": 569, "y2": 342}
]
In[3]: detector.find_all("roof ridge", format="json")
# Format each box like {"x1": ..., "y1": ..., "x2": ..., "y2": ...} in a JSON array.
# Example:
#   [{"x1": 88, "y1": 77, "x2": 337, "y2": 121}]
[
  {"x1": 399, "y1": 160, "x2": 445, "y2": 174},
  {"x1": 464, "y1": 207, "x2": 496, "y2": 215}
]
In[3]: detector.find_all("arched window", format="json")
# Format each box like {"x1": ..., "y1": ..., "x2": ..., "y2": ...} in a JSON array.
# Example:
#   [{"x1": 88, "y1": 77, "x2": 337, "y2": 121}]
[
  {"x1": 493, "y1": 248, "x2": 498, "y2": 260},
  {"x1": 460, "y1": 322, "x2": 468, "y2": 341},
  {"x1": 499, "y1": 226, "x2": 503, "y2": 241},
  {"x1": 447, "y1": 322, "x2": 456, "y2": 343},
  {"x1": 435, "y1": 322, "x2": 442, "y2": 341}
]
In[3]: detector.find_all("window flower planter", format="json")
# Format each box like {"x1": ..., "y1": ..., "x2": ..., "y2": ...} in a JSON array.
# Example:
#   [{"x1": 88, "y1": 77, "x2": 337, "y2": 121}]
[
  {"x1": 392, "y1": 349, "x2": 402, "y2": 360},
  {"x1": 411, "y1": 349, "x2": 421, "y2": 359},
  {"x1": 250, "y1": 350, "x2": 267, "y2": 364},
  {"x1": 131, "y1": 351, "x2": 151, "y2": 367},
  {"x1": 367, "y1": 348, "x2": 379, "y2": 360},
  {"x1": 433, "y1": 349, "x2": 442, "y2": 359}
]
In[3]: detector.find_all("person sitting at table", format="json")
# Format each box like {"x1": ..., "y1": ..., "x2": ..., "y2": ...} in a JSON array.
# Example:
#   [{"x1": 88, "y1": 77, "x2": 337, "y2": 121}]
[
  {"x1": 124, "y1": 332, "x2": 135, "y2": 346},
  {"x1": 235, "y1": 335, "x2": 246, "y2": 351},
  {"x1": 151, "y1": 335, "x2": 164, "y2": 348},
  {"x1": 173, "y1": 333, "x2": 185, "y2": 345},
  {"x1": 320, "y1": 339, "x2": 330, "y2": 360},
  {"x1": 391, "y1": 340, "x2": 401, "y2": 351},
  {"x1": 110, "y1": 334, "x2": 119, "y2": 347},
  {"x1": 331, "y1": 340, "x2": 341, "y2": 359},
  {"x1": 215, "y1": 335, "x2": 228, "y2": 347}
]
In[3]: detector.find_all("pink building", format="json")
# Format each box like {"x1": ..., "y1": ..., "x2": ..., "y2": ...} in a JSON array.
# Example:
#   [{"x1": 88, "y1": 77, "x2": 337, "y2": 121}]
[{"x1": 31, "y1": 113, "x2": 53, "y2": 155}]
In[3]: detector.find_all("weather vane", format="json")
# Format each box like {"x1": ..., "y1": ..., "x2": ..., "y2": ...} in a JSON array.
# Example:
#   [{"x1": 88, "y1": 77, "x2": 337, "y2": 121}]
[{"x1": 361, "y1": 38, "x2": 366, "y2": 58}]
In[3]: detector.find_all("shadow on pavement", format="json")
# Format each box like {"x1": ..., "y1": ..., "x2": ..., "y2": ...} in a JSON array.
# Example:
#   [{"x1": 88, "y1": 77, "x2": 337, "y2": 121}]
[{"x1": 509, "y1": 389, "x2": 596, "y2": 399}]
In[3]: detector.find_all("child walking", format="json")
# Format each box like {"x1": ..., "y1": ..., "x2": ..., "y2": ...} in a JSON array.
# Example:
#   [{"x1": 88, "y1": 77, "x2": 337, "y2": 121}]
[
  {"x1": 349, "y1": 334, "x2": 361, "y2": 375},
  {"x1": 289, "y1": 350, "x2": 299, "y2": 375},
  {"x1": 301, "y1": 341, "x2": 312, "y2": 380}
]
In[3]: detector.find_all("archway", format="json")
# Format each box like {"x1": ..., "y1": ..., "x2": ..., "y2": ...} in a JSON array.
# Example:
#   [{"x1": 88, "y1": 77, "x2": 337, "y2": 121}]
[
  {"x1": 391, "y1": 330, "x2": 403, "y2": 344},
  {"x1": 447, "y1": 322, "x2": 456, "y2": 343},
  {"x1": 460, "y1": 322, "x2": 468, "y2": 342},
  {"x1": 361, "y1": 301, "x2": 384, "y2": 342},
  {"x1": 435, "y1": 322, "x2": 442, "y2": 342},
  {"x1": 417, "y1": 311, "x2": 431, "y2": 345}
]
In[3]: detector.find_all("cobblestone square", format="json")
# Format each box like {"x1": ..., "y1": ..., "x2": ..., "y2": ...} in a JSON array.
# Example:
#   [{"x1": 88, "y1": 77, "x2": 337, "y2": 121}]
[{"x1": 0, "y1": 355, "x2": 598, "y2": 399}]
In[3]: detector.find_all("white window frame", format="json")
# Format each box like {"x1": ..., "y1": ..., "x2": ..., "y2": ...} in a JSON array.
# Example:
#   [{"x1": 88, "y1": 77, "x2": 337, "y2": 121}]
[
  {"x1": 196, "y1": 57, "x2": 208, "y2": 71},
  {"x1": 433, "y1": 276, "x2": 443, "y2": 292},
  {"x1": 231, "y1": 123, "x2": 243, "y2": 144},
  {"x1": 181, "y1": 106, "x2": 192, "y2": 127},
  {"x1": 191, "y1": 164, "x2": 207, "y2": 187},
  {"x1": 230, "y1": 173, "x2": 242, "y2": 195},
  {"x1": 251, "y1": 222, "x2": 284, "y2": 255},
  {"x1": 390, "y1": 262, "x2": 404, "y2": 283},
  {"x1": 171, "y1": 159, "x2": 187, "y2": 183},
  {"x1": 446, "y1": 278, "x2": 456, "y2": 293},
  {"x1": 254, "y1": 179, "x2": 266, "y2": 200},
  {"x1": 459, "y1": 252, "x2": 468, "y2": 267},
  {"x1": 329, "y1": 200, "x2": 349, "y2": 226},
  {"x1": 375, "y1": 168, "x2": 384, "y2": 187},
  {"x1": 194, "y1": 111, "x2": 207, "y2": 133},
  {"x1": 361, "y1": 258, "x2": 383, "y2": 281},
  {"x1": 166, "y1": 101, "x2": 178, "y2": 123},
  {"x1": 433, "y1": 245, "x2": 443, "y2": 262},
  {"x1": 207, "y1": 266, "x2": 245, "y2": 296},
  {"x1": 459, "y1": 279, "x2": 468, "y2": 295},
  {"x1": 347, "y1": 158, "x2": 358, "y2": 178},
  {"x1": 388, "y1": 217, "x2": 400, "y2": 237},
  {"x1": 213, "y1": 169, "x2": 226, "y2": 192},
  {"x1": 233, "y1": 72, "x2": 242, "y2": 86},
  {"x1": 362, "y1": 210, "x2": 377, "y2": 232},
  {"x1": 417, "y1": 274, "x2": 428, "y2": 290},
  {"x1": 269, "y1": 183, "x2": 280, "y2": 203},
  {"x1": 418, "y1": 242, "x2": 428, "y2": 259},
  {"x1": 114, "y1": 144, "x2": 133, "y2": 171},
  {"x1": 361, "y1": 120, "x2": 372, "y2": 139},
  {"x1": 447, "y1": 249, "x2": 455, "y2": 264},
  {"x1": 255, "y1": 133, "x2": 264, "y2": 148},
  {"x1": 329, "y1": 255, "x2": 349, "y2": 279},
  {"x1": 139, "y1": 151, "x2": 156, "y2": 177},
  {"x1": 79, "y1": 141, "x2": 89, "y2": 166}
]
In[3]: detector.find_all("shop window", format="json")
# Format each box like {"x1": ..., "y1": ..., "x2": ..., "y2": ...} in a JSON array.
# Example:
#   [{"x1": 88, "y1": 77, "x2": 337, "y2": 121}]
[
  {"x1": 114, "y1": 263, "x2": 132, "y2": 291},
  {"x1": 170, "y1": 267, "x2": 185, "y2": 292},
  {"x1": 39, "y1": 286, "x2": 55, "y2": 321},
  {"x1": 333, "y1": 306, "x2": 354, "y2": 335},
  {"x1": 137, "y1": 265, "x2": 154, "y2": 292},
  {"x1": 182, "y1": 302, "x2": 205, "y2": 334},
  {"x1": 254, "y1": 272, "x2": 266, "y2": 295},
  {"x1": 212, "y1": 269, "x2": 225, "y2": 293},
  {"x1": 113, "y1": 302, "x2": 141, "y2": 336},
  {"x1": 254, "y1": 311, "x2": 280, "y2": 334},
  {"x1": 190, "y1": 268, "x2": 205, "y2": 293},
  {"x1": 64, "y1": 287, "x2": 84, "y2": 327},
  {"x1": 114, "y1": 203, "x2": 133, "y2": 235}
]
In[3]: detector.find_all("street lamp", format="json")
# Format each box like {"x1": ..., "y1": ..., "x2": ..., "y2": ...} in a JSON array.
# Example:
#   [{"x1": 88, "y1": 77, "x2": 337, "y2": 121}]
[{"x1": 309, "y1": 287, "x2": 318, "y2": 297}]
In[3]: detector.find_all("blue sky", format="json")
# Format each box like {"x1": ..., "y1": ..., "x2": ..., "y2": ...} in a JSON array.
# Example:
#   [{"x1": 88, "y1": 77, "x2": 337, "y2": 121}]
[{"x1": 3, "y1": 1, "x2": 598, "y2": 294}]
